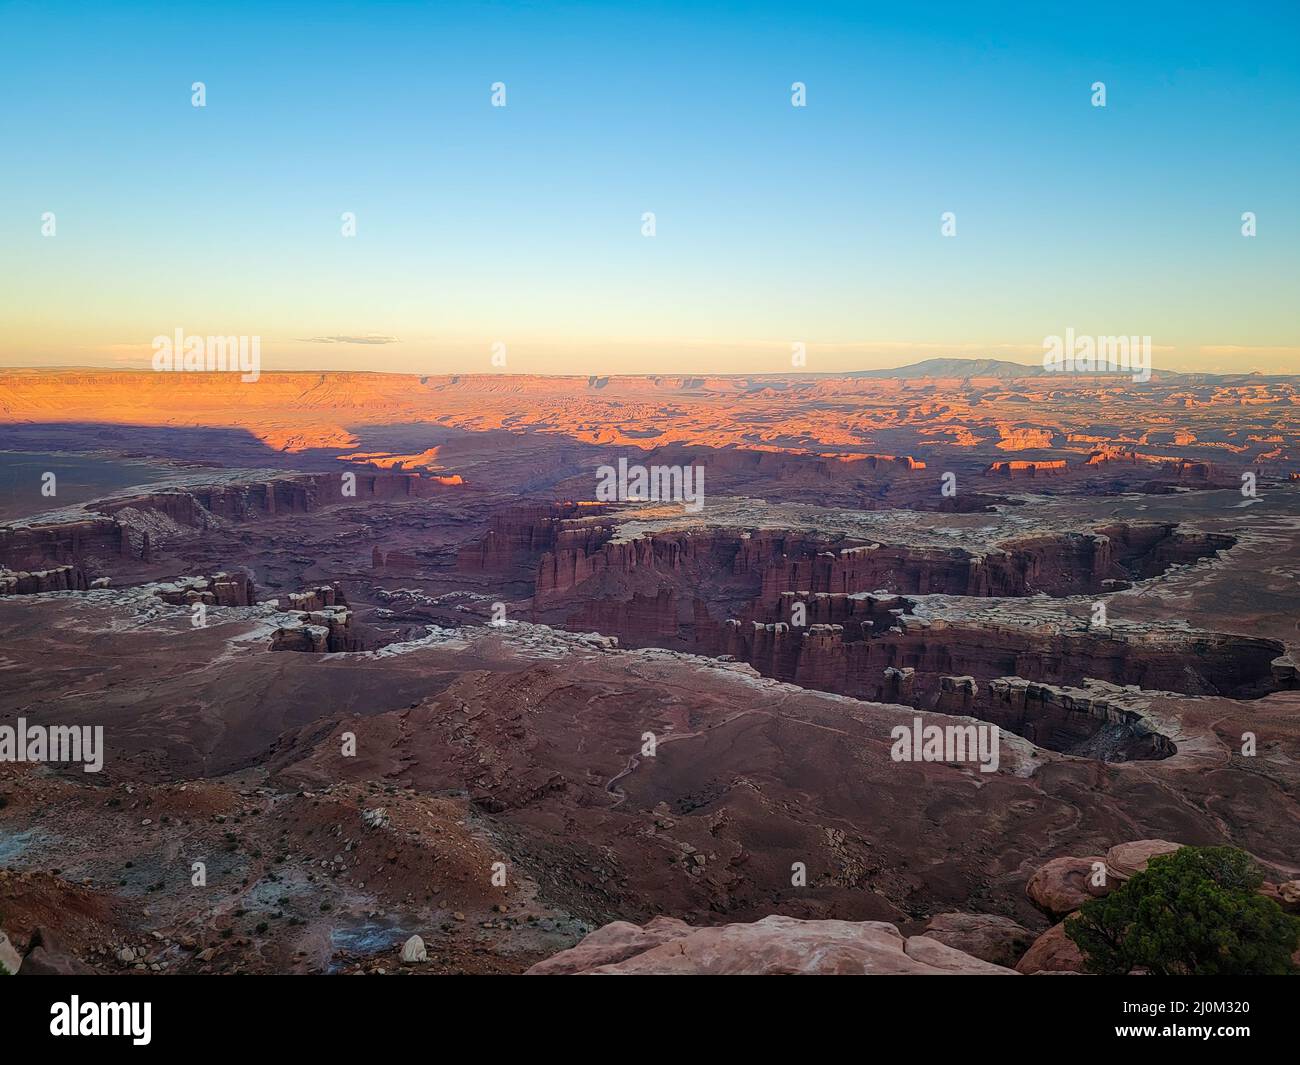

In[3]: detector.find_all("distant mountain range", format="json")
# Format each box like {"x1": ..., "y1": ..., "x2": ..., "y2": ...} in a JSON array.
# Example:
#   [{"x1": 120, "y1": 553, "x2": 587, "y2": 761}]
[
  {"x1": 847, "y1": 358, "x2": 1047, "y2": 379},
  {"x1": 844, "y1": 357, "x2": 1287, "y2": 382}
]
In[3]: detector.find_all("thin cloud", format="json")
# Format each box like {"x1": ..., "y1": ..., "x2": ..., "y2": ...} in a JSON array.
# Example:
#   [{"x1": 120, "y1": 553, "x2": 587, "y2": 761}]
[{"x1": 298, "y1": 335, "x2": 400, "y2": 345}]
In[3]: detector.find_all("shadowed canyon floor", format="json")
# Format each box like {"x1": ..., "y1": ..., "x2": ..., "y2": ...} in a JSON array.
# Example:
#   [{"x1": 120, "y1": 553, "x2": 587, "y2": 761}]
[{"x1": 1, "y1": 368, "x2": 1298, "y2": 974}]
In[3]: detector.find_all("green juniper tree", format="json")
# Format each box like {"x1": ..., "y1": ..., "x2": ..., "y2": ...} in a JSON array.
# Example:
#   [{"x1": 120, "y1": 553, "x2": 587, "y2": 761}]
[{"x1": 1066, "y1": 845, "x2": 1300, "y2": 975}]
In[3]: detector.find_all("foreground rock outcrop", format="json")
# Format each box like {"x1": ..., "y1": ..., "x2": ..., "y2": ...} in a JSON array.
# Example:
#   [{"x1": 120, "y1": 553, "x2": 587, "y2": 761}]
[
  {"x1": 525, "y1": 915, "x2": 1018, "y2": 975},
  {"x1": 922, "y1": 912, "x2": 1036, "y2": 968},
  {"x1": 1016, "y1": 920, "x2": 1086, "y2": 974},
  {"x1": 528, "y1": 840, "x2": 1237, "y2": 976}
]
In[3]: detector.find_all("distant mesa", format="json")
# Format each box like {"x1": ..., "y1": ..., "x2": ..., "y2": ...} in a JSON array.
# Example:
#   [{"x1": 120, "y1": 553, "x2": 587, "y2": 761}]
[
  {"x1": 984, "y1": 460, "x2": 1067, "y2": 478},
  {"x1": 847, "y1": 357, "x2": 1046, "y2": 380}
]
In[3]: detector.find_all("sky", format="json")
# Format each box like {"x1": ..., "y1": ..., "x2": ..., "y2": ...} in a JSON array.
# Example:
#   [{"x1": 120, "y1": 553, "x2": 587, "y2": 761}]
[{"x1": 1, "y1": 0, "x2": 1297, "y2": 376}]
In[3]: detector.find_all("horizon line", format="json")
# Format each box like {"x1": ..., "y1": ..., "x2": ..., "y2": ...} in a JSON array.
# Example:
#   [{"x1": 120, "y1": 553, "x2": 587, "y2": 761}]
[{"x1": 0, "y1": 362, "x2": 1282, "y2": 381}]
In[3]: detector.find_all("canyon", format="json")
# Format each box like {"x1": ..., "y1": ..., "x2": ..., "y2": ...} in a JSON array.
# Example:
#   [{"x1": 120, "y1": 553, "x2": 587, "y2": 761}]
[{"x1": 1, "y1": 365, "x2": 1298, "y2": 975}]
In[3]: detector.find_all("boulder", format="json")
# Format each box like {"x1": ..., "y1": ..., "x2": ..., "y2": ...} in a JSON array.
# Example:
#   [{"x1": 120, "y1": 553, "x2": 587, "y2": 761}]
[
  {"x1": 922, "y1": 912, "x2": 1036, "y2": 968},
  {"x1": 527, "y1": 915, "x2": 1018, "y2": 975},
  {"x1": 901, "y1": 935, "x2": 1019, "y2": 974},
  {"x1": 1026, "y1": 856, "x2": 1110, "y2": 917},
  {"x1": 19, "y1": 927, "x2": 95, "y2": 975},
  {"x1": 1104, "y1": 839, "x2": 1182, "y2": 881},
  {"x1": 1016, "y1": 920, "x2": 1086, "y2": 974},
  {"x1": 1260, "y1": 880, "x2": 1300, "y2": 913},
  {"x1": 399, "y1": 935, "x2": 427, "y2": 964}
]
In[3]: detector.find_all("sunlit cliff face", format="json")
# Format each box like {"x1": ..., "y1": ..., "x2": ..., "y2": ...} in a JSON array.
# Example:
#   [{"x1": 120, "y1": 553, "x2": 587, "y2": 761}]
[{"x1": 6, "y1": 369, "x2": 1300, "y2": 475}]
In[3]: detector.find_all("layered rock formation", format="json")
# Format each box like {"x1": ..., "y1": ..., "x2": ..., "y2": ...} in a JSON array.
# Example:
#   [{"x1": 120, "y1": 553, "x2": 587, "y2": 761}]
[
  {"x1": 983, "y1": 679, "x2": 1175, "y2": 759},
  {"x1": 1104, "y1": 839, "x2": 1182, "y2": 880},
  {"x1": 451, "y1": 502, "x2": 1262, "y2": 758},
  {"x1": 985, "y1": 460, "x2": 1067, "y2": 478},
  {"x1": 713, "y1": 614, "x2": 1274, "y2": 755},
  {"x1": 458, "y1": 503, "x2": 596, "y2": 575},
  {"x1": 269, "y1": 585, "x2": 359, "y2": 652},
  {"x1": 152, "y1": 572, "x2": 256, "y2": 608},
  {"x1": 0, "y1": 471, "x2": 441, "y2": 578},
  {"x1": 503, "y1": 506, "x2": 1233, "y2": 611},
  {"x1": 278, "y1": 583, "x2": 345, "y2": 613},
  {"x1": 0, "y1": 517, "x2": 133, "y2": 573},
  {"x1": 269, "y1": 606, "x2": 359, "y2": 653},
  {"x1": 0, "y1": 563, "x2": 88, "y2": 595}
]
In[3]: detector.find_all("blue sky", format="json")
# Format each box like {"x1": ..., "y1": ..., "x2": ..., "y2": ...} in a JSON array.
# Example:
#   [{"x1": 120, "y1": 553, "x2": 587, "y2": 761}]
[{"x1": 1, "y1": 0, "x2": 1297, "y2": 374}]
